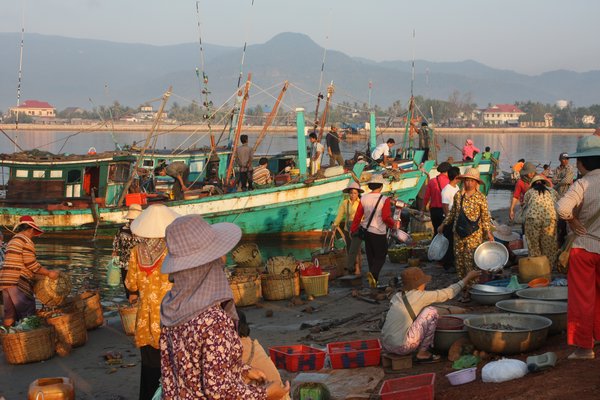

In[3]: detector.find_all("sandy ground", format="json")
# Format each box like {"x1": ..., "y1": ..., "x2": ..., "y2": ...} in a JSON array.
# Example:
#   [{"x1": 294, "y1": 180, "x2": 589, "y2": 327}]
[{"x1": 2, "y1": 208, "x2": 597, "y2": 399}]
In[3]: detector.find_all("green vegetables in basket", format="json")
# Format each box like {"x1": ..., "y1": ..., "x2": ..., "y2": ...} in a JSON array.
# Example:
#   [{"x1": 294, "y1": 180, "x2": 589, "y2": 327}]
[{"x1": 13, "y1": 316, "x2": 44, "y2": 332}]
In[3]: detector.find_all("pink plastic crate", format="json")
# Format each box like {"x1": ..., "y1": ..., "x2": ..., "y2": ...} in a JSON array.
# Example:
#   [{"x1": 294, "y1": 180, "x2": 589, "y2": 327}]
[
  {"x1": 327, "y1": 339, "x2": 381, "y2": 369},
  {"x1": 379, "y1": 373, "x2": 436, "y2": 400}
]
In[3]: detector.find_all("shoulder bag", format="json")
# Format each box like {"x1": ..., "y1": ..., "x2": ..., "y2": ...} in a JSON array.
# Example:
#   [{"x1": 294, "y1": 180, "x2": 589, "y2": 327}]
[
  {"x1": 455, "y1": 194, "x2": 480, "y2": 238},
  {"x1": 401, "y1": 291, "x2": 418, "y2": 321},
  {"x1": 558, "y1": 207, "x2": 600, "y2": 273},
  {"x1": 357, "y1": 195, "x2": 383, "y2": 240}
]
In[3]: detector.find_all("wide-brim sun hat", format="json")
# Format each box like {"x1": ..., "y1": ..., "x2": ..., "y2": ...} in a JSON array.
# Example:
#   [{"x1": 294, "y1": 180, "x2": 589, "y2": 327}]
[
  {"x1": 493, "y1": 225, "x2": 520, "y2": 242},
  {"x1": 343, "y1": 181, "x2": 364, "y2": 193},
  {"x1": 13, "y1": 215, "x2": 44, "y2": 235},
  {"x1": 368, "y1": 174, "x2": 386, "y2": 185},
  {"x1": 401, "y1": 267, "x2": 432, "y2": 291},
  {"x1": 568, "y1": 135, "x2": 600, "y2": 158},
  {"x1": 161, "y1": 214, "x2": 242, "y2": 274},
  {"x1": 530, "y1": 174, "x2": 550, "y2": 186},
  {"x1": 457, "y1": 167, "x2": 483, "y2": 184},
  {"x1": 125, "y1": 203, "x2": 143, "y2": 220},
  {"x1": 131, "y1": 204, "x2": 180, "y2": 238},
  {"x1": 520, "y1": 162, "x2": 536, "y2": 176}
]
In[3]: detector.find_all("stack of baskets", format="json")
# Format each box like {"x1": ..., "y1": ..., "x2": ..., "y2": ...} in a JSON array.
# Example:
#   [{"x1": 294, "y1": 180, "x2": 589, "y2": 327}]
[
  {"x1": 232, "y1": 243, "x2": 263, "y2": 274},
  {"x1": 77, "y1": 291, "x2": 104, "y2": 330},
  {"x1": 265, "y1": 255, "x2": 296, "y2": 275},
  {"x1": 261, "y1": 255, "x2": 300, "y2": 301},
  {"x1": 229, "y1": 273, "x2": 262, "y2": 307},
  {"x1": 1, "y1": 326, "x2": 56, "y2": 365}
]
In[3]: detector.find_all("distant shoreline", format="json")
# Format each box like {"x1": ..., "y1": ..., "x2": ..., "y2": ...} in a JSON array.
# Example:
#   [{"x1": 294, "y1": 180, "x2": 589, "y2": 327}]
[{"x1": 0, "y1": 123, "x2": 593, "y2": 135}]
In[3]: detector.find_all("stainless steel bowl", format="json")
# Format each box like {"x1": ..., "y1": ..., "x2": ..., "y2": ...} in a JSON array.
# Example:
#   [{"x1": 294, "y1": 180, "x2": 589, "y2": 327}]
[
  {"x1": 495, "y1": 299, "x2": 567, "y2": 335},
  {"x1": 472, "y1": 284, "x2": 514, "y2": 294},
  {"x1": 469, "y1": 289, "x2": 513, "y2": 305},
  {"x1": 516, "y1": 287, "x2": 568, "y2": 302},
  {"x1": 433, "y1": 314, "x2": 473, "y2": 353},
  {"x1": 463, "y1": 313, "x2": 552, "y2": 354},
  {"x1": 474, "y1": 241, "x2": 509, "y2": 272}
]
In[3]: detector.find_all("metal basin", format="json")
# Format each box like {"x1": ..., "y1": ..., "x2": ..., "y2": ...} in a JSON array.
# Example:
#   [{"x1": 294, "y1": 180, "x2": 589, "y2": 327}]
[
  {"x1": 474, "y1": 241, "x2": 509, "y2": 272},
  {"x1": 433, "y1": 314, "x2": 473, "y2": 353},
  {"x1": 472, "y1": 284, "x2": 514, "y2": 294},
  {"x1": 469, "y1": 289, "x2": 513, "y2": 305},
  {"x1": 516, "y1": 287, "x2": 568, "y2": 302},
  {"x1": 495, "y1": 299, "x2": 567, "y2": 335},
  {"x1": 463, "y1": 313, "x2": 552, "y2": 354}
]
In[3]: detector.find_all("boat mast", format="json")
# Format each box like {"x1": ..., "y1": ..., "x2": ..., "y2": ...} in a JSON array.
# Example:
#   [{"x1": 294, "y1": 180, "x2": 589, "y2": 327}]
[
  {"x1": 317, "y1": 83, "x2": 335, "y2": 142},
  {"x1": 14, "y1": 7, "x2": 26, "y2": 151},
  {"x1": 253, "y1": 81, "x2": 289, "y2": 152},
  {"x1": 195, "y1": 1, "x2": 215, "y2": 150},
  {"x1": 225, "y1": 74, "x2": 252, "y2": 184},
  {"x1": 117, "y1": 87, "x2": 172, "y2": 207},
  {"x1": 311, "y1": 38, "x2": 328, "y2": 133},
  {"x1": 402, "y1": 29, "x2": 417, "y2": 154}
]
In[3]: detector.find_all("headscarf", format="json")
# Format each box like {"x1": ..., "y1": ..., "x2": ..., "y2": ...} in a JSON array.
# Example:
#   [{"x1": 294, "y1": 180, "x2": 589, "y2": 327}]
[
  {"x1": 160, "y1": 258, "x2": 237, "y2": 327},
  {"x1": 136, "y1": 238, "x2": 167, "y2": 275}
]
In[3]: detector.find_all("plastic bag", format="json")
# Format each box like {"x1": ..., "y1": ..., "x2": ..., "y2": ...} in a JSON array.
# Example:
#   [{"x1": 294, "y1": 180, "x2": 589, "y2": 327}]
[
  {"x1": 481, "y1": 358, "x2": 528, "y2": 383},
  {"x1": 452, "y1": 354, "x2": 480, "y2": 370},
  {"x1": 151, "y1": 384, "x2": 162, "y2": 400},
  {"x1": 106, "y1": 256, "x2": 122, "y2": 287}
]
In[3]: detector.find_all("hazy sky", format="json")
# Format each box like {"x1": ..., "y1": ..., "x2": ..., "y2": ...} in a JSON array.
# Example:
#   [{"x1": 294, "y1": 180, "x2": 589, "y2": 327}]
[{"x1": 2, "y1": 0, "x2": 599, "y2": 75}]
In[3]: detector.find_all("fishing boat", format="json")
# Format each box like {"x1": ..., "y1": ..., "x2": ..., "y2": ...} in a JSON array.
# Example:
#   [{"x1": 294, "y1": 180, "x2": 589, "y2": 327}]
[{"x1": 0, "y1": 109, "x2": 433, "y2": 236}]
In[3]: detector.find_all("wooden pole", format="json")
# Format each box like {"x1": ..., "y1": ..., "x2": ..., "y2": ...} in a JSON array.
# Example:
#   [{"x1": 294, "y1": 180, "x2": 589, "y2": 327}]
[
  {"x1": 253, "y1": 81, "x2": 288, "y2": 152},
  {"x1": 117, "y1": 86, "x2": 172, "y2": 207},
  {"x1": 317, "y1": 83, "x2": 335, "y2": 142},
  {"x1": 226, "y1": 73, "x2": 252, "y2": 184}
]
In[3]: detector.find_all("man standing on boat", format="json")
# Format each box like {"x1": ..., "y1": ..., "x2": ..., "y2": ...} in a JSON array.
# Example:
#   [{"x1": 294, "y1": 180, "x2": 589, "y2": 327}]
[
  {"x1": 371, "y1": 138, "x2": 395, "y2": 167},
  {"x1": 155, "y1": 161, "x2": 189, "y2": 201},
  {"x1": 553, "y1": 152, "x2": 575, "y2": 197},
  {"x1": 418, "y1": 122, "x2": 431, "y2": 160},
  {"x1": 309, "y1": 132, "x2": 324, "y2": 175},
  {"x1": 236, "y1": 134, "x2": 254, "y2": 191},
  {"x1": 326, "y1": 126, "x2": 344, "y2": 167}
]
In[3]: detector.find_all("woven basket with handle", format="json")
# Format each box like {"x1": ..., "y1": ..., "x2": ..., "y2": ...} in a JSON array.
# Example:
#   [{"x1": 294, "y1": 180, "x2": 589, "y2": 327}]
[
  {"x1": 34, "y1": 273, "x2": 72, "y2": 307},
  {"x1": 232, "y1": 243, "x2": 263, "y2": 268},
  {"x1": 119, "y1": 305, "x2": 138, "y2": 336},
  {"x1": 261, "y1": 270, "x2": 299, "y2": 301},
  {"x1": 266, "y1": 255, "x2": 297, "y2": 275},
  {"x1": 229, "y1": 274, "x2": 261, "y2": 307},
  {"x1": 78, "y1": 291, "x2": 104, "y2": 330},
  {"x1": 46, "y1": 311, "x2": 87, "y2": 347}
]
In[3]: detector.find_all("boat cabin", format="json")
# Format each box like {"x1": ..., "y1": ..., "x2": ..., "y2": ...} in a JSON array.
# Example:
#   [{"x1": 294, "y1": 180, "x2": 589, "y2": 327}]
[{"x1": 0, "y1": 151, "x2": 136, "y2": 208}]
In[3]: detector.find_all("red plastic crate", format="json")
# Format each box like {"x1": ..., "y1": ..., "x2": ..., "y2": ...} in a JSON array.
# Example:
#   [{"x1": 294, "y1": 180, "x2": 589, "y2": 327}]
[
  {"x1": 269, "y1": 345, "x2": 326, "y2": 372},
  {"x1": 379, "y1": 373, "x2": 435, "y2": 400},
  {"x1": 327, "y1": 339, "x2": 381, "y2": 369},
  {"x1": 125, "y1": 193, "x2": 147, "y2": 206}
]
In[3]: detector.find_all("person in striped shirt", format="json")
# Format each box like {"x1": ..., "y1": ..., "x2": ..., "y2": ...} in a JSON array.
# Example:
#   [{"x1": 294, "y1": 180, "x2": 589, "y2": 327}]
[{"x1": 0, "y1": 216, "x2": 59, "y2": 327}]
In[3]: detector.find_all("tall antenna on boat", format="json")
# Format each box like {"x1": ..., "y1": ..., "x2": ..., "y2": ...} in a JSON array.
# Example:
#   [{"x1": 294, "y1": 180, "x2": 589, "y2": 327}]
[
  {"x1": 195, "y1": 1, "x2": 215, "y2": 145},
  {"x1": 236, "y1": 0, "x2": 256, "y2": 89},
  {"x1": 14, "y1": 1, "x2": 26, "y2": 151},
  {"x1": 312, "y1": 24, "x2": 330, "y2": 133}
]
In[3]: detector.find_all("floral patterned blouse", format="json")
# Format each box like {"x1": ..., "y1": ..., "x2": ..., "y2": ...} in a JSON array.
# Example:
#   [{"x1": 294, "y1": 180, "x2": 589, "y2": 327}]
[
  {"x1": 160, "y1": 306, "x2": 267, "y2": 399},
  {"x1": 443, "y1": 190, "x2": 492, "y2": 235},
  {"x1": 125, "y1": 247, "x2": 170, "y2": 349},
  {"x1": 524, "y1": 188, "x2": 559, "y2": 226}
]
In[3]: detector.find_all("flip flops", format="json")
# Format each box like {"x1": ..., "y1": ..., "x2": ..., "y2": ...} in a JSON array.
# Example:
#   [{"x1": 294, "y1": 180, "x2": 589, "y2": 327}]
[
  {"x1": 367, "y1": 272, "x2": 377, "y2": 288},
  {"x1": 414, "y1": 353, "x2": 442, "y2": 364}
]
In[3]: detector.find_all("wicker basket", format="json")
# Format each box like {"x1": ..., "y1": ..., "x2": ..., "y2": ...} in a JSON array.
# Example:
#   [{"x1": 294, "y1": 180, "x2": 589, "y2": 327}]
[
  {"x1": 300, "y1": 273, "x2": 330, "y2": 297},
  {"x1": 312, "y1": 250, "x2": 347, "y2": 277},
  {"x1": 232, "y1": 243, "x2": 263, "y2": 268},
  {"x1": 266, "y1": 256, "x2": 297, "y2": 275},
  {"x1": 1, "y1": 326, "x2": 55, "y2": 365},
  {"x1": 46, "y1": 312, "x2": 87, "y2": 347},
  {"x1": 34, "y1": 273, "x2": 72, "y2": 307},
  {"x1": 261, "y1": 272, "x2": 300, "y2": 301},
  {"x1": 119, "y1": 305, "x2": 138, "y2": 336},
  {"x1": 229, "y1": 274, "x2": 261, "y2": 307},
  {"x1": 78, "y1": 291, "x2": 104, "y2": 330}
]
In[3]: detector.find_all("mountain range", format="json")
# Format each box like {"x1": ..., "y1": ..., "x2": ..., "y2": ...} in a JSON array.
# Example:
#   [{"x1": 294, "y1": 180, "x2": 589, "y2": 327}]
[{"x1": 1, "y1": 32, "x2": 599, "y2": 112}]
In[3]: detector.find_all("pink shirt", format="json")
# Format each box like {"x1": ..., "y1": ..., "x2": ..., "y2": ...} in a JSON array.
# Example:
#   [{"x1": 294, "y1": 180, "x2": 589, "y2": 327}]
[
  {"x1": 462, "y1": 144, "x2": 481, "y2": 161},
  {"x1": 424, "y1": 174, "x2": 449, "y2": 209}
]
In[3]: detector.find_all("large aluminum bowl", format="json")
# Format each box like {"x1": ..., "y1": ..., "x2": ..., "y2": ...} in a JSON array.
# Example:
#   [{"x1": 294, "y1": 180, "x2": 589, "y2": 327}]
[
  {"x1": 474, "y1": 241, "x2": 509, "y2": 272},
  {"x1": 469, "y1": 288, "x2": 513, "y2": 305},
  {"x1": 516, "y1": 287, "x2": 568, "y2": 302},
  {"x1": 495, "y1": 299, "x2": 567, "y2": 335},
  {"x1": 463, "y1": 313, "x2": 552, "y2": 354},
  {"x1": 433, "y1": 314, "x2": 473, "y2": 353}
]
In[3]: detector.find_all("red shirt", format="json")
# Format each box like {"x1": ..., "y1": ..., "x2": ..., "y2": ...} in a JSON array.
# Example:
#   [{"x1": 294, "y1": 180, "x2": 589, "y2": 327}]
[
  {"x1": 424, "y1": 174, "x2": 449, "y2": 209},
  {"x1": 513, "y1": 180, "x2": 530, "y2": 203},
  {"x1": 350, "y1": 197, "x2": 395, "y2": 234}
]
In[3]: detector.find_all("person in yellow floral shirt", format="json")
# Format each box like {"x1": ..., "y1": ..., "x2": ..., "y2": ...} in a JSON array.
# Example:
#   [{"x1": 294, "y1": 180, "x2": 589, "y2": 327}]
[
  {"x1": 126, "y1": 204, "x2": 180, "y2": 400},
  {"x1": 333, "y1": 181, "x2": 363, "y2": 275},
  {"x1": 438, "y1": 168, "x2": 494, "y2": 302}
]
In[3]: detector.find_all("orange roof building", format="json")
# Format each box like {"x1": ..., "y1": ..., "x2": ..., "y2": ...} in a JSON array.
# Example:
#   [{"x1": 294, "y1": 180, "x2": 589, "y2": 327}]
[{"x1": 9, "y1": 100, "x2": 56, "y2": 118}]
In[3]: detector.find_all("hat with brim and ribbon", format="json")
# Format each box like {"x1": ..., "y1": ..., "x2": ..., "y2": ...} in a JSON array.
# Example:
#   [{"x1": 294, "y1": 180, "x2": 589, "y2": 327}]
[
  {"x1": 368, "y1": 174, "x2": 386, "y2": 185},
  {"x1": 529, "y1": 174, "x2": 551, "y2": 187},
  {"x1": 457, "y1": 167, "x2": 483, "y2": 184},
  {"x1": 125, "y1": 203, "x2": 143, "y2": 220},
  {"x1": 161, "y1": 214, "x2": 242, "y2": 274},
  {"x1": 131, "y1": 204, "x2": 180, "y2": 239},
  {"x1": 568, "y1": 135, "x2": 600, "y2": 158},
  {"x1": 401, "y1": 267, "x2": 432, "y2": 291},
  {"x1": 13, "y1": 215, "x2": 44, "y2": 236},
  {"x1": 493, "y1": 225, "x2": 520, "y2": 243},
  {"x1": 342, "y1": 181, "x2": 364, "y2": 194}
]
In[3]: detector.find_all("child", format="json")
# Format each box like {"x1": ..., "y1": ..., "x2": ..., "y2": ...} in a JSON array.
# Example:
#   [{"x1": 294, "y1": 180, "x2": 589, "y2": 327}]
[
  {"x1": 381, "y1": 267, "x2": 480, "y2": 362},
  {"x1": 482, "y1": 146, "x2": 492, "y2": 160}
]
